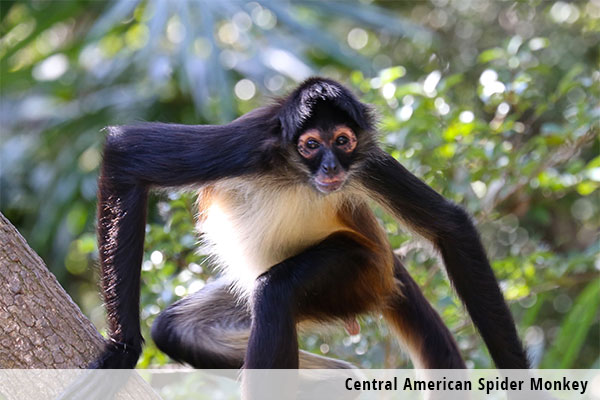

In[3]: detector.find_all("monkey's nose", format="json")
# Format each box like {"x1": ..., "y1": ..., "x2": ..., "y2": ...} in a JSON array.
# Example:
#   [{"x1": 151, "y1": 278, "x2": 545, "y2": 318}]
[{"x1": 321, "y1": 162, "x2": 339, "y2": 176}]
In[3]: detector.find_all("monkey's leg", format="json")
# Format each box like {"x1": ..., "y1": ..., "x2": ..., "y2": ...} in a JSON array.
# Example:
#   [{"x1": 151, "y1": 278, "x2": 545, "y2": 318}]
[
  {"x1": 246, "y1": 232, "x2": 389, "y2": 369},
  {"x1": 383, "y1": 255, "x2": 465, "y2": 368},
  {"x1": 152, "y1": 277, "x2": 356, "y2": 369},
  {"x1": 152, "y1": 278, "x2": 249, "y2": 368}
]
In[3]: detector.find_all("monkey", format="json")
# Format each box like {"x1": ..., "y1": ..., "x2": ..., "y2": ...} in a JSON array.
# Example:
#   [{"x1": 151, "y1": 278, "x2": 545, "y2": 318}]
[{"x1": 91, "y1": 77, "x2": 529, "y2": 372}]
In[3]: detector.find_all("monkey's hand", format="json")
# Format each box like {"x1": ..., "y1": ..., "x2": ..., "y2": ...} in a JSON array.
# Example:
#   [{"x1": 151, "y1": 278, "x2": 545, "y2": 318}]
[{"x1": 88, "y1": 340, "x2": 141, "y2": 369}]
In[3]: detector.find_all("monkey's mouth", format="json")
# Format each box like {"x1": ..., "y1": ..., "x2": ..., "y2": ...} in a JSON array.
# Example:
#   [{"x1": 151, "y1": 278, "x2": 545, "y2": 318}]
[{"x1": 314, "y1": 177, "x2": 345, "y2": 193}]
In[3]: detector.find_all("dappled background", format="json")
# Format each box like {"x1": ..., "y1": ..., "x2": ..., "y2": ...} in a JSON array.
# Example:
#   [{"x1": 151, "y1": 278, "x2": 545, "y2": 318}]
[{"x1": 1, "y1": 0, "x2": 598, "y2": 369}]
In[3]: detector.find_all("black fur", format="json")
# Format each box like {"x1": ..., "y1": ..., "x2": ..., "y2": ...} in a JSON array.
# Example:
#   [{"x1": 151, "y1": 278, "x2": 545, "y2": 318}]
[
  {"x1": 246, "y1": 232, "x2": 465, "y2": 369},
  {"x1": 278, "y1": 77, "x2": 376, "y2": 142},
  {"x1": 151, "y1": 310, "x2": 245, "y2": 369},
  {"x1": 151, "y1": 279, "x2": 250, "y2": 369},
  {"x1": 296, "y1": 103, "x2": 362, "y2": 186},
  {"x1": 93, "y1": 78, "x2": 376, "y2": 368},
  {"x1": 360, "y1": 149, "x2": 529, "y2": 368},
  {"x1": 246, "y1": 232, "x2": 381, "y2": 368},
  {"x1": 93, "y1": 77, "x2": 528, "y2": 370}
]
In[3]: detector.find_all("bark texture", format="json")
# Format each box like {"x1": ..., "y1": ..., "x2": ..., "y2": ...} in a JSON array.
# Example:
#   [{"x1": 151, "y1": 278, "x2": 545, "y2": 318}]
[
  {"x1": 0, "y1": 212, "x2": 161, "y2": 399},
  {"x1": 0, "y1": 212, "x2": 104, "y2": 368}
]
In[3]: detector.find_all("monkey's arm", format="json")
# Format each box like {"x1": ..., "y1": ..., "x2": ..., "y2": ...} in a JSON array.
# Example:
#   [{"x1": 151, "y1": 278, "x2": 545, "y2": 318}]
[
  {"x1": 360, "y1": 149, "x2": 529, "y2": 369},
  {"x1": 94, "y1": 120, "x2": 274, "y2": 368}
]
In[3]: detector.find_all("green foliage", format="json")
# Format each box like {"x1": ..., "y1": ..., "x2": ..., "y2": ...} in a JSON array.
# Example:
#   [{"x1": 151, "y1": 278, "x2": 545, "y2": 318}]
[
  {"x1": 542, "y1": 280, "x2": 600, "y2": 368},
  {"x1": 1, "y1": 0, "x2": 598, "y2": 369}
]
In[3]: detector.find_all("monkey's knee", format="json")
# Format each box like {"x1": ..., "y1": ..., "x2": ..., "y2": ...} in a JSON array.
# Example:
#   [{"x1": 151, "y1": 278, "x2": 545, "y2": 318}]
[
  {"x1": 152, "y1": 278, "x2": 250, "y2": 369},
  {"x1": 151, "y1": 311, "x2": 182, "y2": 362},
  {"x1": 152, "y1": 306, "x2": 246, "y2": 369}
]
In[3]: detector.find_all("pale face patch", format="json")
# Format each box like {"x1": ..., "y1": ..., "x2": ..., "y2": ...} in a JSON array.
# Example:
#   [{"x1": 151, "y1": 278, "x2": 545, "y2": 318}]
[
  {"x1": 297, "y1": 129, "x2": 323, "y2": 159},
  {"x1": 331, "y1": 125, "x2": 357, "y2": 153},
  {"x1": 296, "y1": 125, "x2": 358, "y2": 160}
]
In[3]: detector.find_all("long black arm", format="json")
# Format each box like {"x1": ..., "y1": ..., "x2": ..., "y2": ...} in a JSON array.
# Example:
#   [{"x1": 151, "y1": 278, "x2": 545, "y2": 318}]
[
  {"x1": 360, "y1": 149, "x2": 529, "y2": 369},
  {"x1": 94, "y1": 115, "x2": 278, "y2": 368}
]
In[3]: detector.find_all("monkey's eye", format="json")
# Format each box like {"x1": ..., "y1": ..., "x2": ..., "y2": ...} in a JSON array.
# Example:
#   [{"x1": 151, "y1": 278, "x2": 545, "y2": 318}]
[
  {"x1": 306, "y1": 139, "x2": 320, "y2": 149},
  {"x1": 335, "y1": 136, "x2": 349, "y2": 146}
]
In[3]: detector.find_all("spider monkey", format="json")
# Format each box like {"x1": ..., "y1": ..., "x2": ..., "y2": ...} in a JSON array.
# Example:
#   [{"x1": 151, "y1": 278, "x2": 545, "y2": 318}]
[{"x1": 92, "y1": 77, "x2": 529, "y2": 371}]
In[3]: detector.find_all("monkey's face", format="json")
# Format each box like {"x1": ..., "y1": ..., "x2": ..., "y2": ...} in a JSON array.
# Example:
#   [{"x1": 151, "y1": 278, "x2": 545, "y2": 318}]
[{"x1": 296, "y1": 124, "x2": 358, "y2": 194}]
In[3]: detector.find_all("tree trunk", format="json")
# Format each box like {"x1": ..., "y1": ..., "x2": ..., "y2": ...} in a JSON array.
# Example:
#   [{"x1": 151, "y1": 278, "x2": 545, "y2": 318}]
[
  {"x1": 0, "y1": 212, "x2": 104, "y2": 368},
  {"x1": 0, "y1": 212, "x2": 160, "y2": 399}
]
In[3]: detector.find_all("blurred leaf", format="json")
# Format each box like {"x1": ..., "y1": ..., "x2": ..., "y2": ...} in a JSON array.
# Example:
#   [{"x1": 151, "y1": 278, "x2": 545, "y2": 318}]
[
  {"x1": 541, "y1": 280, "x2": 600, "y2": 368},
  {"x1": 263, "y1": 0, "x2": 372, "y2": 72},
  {"x1": 478, "y1": 47, "x2": 505, "y2": 63},
  {"x1": 554, "y1": 64, "x2": 584, "y2": 100},
  {"x1": 88, "y1": 0, "x2": 140, "y2": 39},
  {"x1": 298, "y1": 0, "x2": 436, "y2": 41},
  {"x1": 380, "y1": 66, "x2": 406, "y2": 84}
]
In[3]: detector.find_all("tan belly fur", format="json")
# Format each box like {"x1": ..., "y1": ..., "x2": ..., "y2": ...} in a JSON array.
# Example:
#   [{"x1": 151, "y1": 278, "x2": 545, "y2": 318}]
[{"x1": 197, "y1": 177, "x2": 348, "y2": 296}]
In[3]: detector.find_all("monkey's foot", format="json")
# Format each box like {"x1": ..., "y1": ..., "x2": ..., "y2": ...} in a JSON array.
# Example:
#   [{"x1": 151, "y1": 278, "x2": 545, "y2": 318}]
[{"x1": 88, "y1": 341, "x2": 141, "y2": 369}]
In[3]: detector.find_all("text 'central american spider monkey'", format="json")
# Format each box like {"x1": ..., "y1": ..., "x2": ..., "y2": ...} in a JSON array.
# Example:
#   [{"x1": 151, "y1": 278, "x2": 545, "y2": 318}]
[{"x1": 93, "y1": 77, "x2": 529, "y2": 370}]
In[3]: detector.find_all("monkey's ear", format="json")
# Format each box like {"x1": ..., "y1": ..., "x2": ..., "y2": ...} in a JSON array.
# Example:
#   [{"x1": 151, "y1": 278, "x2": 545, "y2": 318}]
[{"x1": 278, "y1": 77, "x2": 375, "y2": 142}]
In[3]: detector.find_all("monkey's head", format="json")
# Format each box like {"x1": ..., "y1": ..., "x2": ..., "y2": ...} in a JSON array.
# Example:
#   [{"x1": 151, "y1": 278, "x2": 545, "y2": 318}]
[
  {"x1": 278, "y1": 77, "x2": 377, "y2": 194},
  {"x1": 296, "y1": 105, "x2": 359, "y2": 193}
]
